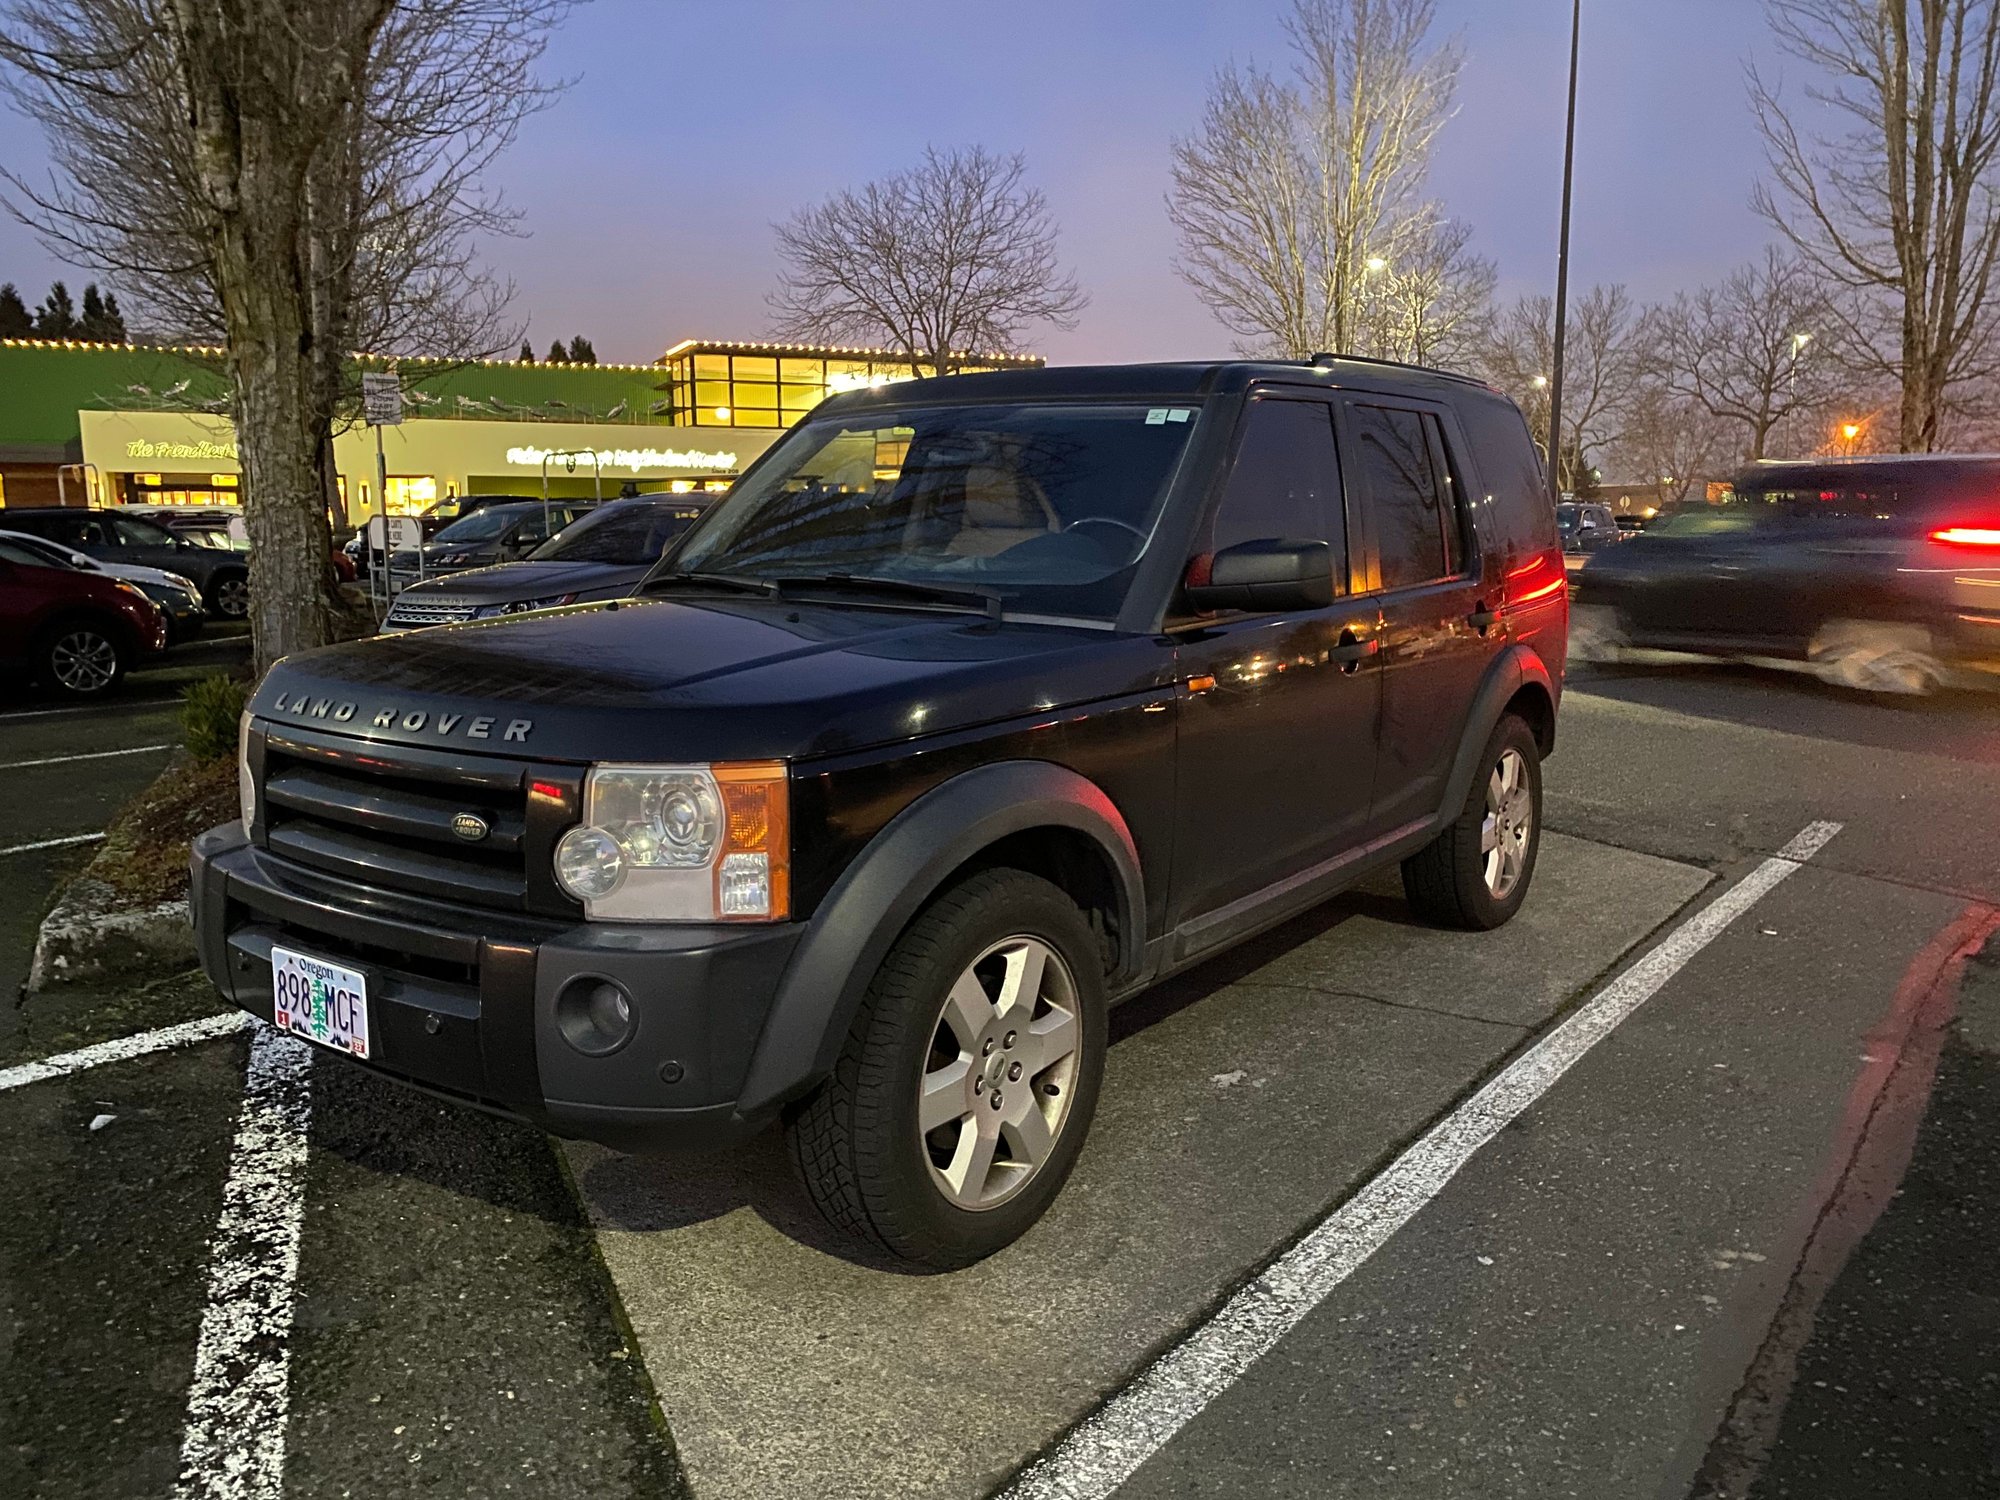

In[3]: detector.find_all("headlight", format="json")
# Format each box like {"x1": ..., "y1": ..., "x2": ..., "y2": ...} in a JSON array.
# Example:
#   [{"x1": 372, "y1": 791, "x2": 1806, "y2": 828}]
[
  {"x1": 553, "y1": 762, "x2": 789, "y2": 922},
  {"x1": 238, "y1": 712, "x2": 256, "y2": 828},
  {"x1": 475, "y1": 592, "x2": 577, "y2": 618}
]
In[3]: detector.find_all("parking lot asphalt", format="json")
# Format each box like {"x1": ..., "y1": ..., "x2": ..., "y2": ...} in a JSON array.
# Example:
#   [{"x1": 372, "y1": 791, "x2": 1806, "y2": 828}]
[{"x1": 1, "y1": 647, "x2": 1997, "y2": 1500}]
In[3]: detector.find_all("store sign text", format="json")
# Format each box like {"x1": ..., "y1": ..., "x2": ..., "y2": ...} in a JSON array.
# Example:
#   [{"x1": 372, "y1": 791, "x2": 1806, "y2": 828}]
[
  {"x1": 504, "y1": 445, "x2": 740, "y2": 474},
  {"x1": 126, "y1": 437, "x2": 239, "y2": 462}
]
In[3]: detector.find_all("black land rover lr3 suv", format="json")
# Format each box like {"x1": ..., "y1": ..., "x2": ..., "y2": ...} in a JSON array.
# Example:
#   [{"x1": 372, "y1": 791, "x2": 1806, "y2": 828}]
[{"x1": 193, "y1": 359, "x2": 1566, "y2": 1267}]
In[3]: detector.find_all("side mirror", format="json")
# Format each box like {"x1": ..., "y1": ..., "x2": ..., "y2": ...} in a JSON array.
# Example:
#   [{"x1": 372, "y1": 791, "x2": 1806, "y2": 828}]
[{"x1": 1185, "y1": 538, "x2": 1334, "y2": 613}]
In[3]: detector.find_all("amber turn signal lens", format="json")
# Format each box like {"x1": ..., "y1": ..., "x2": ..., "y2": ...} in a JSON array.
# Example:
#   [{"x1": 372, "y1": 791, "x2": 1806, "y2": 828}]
[{"x1": 712, "y1": 762, "x2": 790, "y2": 920}]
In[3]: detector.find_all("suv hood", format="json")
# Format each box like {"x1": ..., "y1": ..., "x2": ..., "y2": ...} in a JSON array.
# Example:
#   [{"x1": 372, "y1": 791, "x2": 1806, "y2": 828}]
[
  {"x1": 253, "y1": 597, "x2": 1166, "y2": 763},
  {"x1": 396, "y1": 560, "x2": 644, "y2": 604}
]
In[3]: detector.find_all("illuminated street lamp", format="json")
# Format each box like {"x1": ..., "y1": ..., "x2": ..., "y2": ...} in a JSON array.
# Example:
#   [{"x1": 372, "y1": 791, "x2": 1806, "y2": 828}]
[
  {"x1": 1841, "y1": 422, "x2": 1860, "y2": 440},
  {"x1": 1365, "y1": 255, "x2": 1388, "y2": 274},
  {"x1": 1532, "y1": 374, "x2": 1549, "y2": 389}
]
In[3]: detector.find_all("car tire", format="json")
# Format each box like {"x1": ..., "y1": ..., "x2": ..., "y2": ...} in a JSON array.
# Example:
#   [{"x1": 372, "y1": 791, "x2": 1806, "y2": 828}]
[
  {"x1": 1401, "y1": 714, "x2": 1543, "y2": 931},
  {"x1": 1808, "y1": 618, "x2": 1942, "y2": 696},
  {"x1": 786, "y1": 868, "x2": 1107, "y2": 1269},
  {"x1": 211, "y1": 572, "x2": 250, "y2": 619},
  {"x1": 37, "y1": 619, "x2": 128, "y2": 698},
  {"x1": 1567, "y1": 603, "x2": 1628, "y2": 664}
]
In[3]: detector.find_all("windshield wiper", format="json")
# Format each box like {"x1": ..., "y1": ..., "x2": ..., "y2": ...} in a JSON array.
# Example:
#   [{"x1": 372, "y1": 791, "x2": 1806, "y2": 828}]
[
  {"x1": 766, "y1": 571, "x2": 1004, "y2": 622},
  {"x1": 637, "y1": 569, "x2": 782, "y2": 599}
]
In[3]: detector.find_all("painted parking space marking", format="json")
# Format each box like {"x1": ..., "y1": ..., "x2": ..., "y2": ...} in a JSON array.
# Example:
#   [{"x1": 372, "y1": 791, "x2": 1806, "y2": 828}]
[
  {"x1": 0, "y1": 741, "x2": 173, "y2": 770},
  {"x1": 1000, "y1": 820, "x2": 1843, "y2": 1500},
  {"x1": 174, "y1": 1025, "x2": 313, "y2": 1500},
  {"x1": 0, "y1": 831, "x2": 107, "y2": 857},
  {"x1": 0, "y1": 1010, "x2": 253, "y2": 1092}
]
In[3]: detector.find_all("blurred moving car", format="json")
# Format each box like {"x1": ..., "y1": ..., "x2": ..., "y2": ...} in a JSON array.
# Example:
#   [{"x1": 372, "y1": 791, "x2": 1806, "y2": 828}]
[
  {"x1": 387, "y1": 499, "x2": 595, "y2": 582},
  {"x1": 1557, "y1": 501, "x2": 1623, "y2": 567},
  {"x1": 0, "y1": 533, "x2": 167, "y2": 696},
  {"x1": 382, "y1": 495, "x2": 707, "y2": 630},
  {"x1": 3, "y1": 507, "x2": 251, "y2": 618},
  {"x1": 1570, "y1": 455, "x2": 2000, "y2": 694},
  {"x1": 0, "y1": 529, "x2": 205, "y2": 642},
  {"x1": 1613, "y1": 513, "x2": 1649, "y2": 532}
]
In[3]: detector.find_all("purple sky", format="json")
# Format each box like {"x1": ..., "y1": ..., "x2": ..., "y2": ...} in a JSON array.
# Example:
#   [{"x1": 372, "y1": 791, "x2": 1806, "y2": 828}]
[{"x1": 0, "y1": 0, "x2": 1778, "y2": 365}]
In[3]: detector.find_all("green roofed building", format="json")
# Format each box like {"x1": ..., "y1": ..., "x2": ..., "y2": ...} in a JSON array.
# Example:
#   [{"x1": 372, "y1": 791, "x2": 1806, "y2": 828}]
[{"x1": 0, "y1": 336, "x2": 1040, "y2": 522}]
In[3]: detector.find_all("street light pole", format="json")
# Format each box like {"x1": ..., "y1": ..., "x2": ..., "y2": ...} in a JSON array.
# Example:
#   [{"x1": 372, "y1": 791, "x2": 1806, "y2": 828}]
[{"x1": 1547, "y1": 0, "x2": 1582, "y2": 505}]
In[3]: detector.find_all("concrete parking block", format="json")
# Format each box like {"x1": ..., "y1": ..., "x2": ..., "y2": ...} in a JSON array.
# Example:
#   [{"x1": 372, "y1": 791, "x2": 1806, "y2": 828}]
[{"x1": 568, "y1": 833, "x2": 1710, "y2": 1500}]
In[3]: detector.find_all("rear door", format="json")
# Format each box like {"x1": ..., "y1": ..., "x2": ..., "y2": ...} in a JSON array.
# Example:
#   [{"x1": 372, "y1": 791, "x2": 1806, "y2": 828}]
[
  {"x1": 1168, "y1": 392, "x2": 1382, "y2": 933},
  {"x1": 1339, "y1": 396, "x2": 1492, "y2": 837}
]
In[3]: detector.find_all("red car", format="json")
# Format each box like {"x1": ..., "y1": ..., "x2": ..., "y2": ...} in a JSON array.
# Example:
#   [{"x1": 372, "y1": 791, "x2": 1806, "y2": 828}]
[{"x1": 0, "y1": 534, "x2": 168, "y2": 697}]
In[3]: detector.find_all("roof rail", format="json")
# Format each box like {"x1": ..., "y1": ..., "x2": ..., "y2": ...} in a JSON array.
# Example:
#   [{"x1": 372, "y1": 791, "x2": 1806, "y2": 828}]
[{"x1": 1300, "y1": 350, "x2": 1488, "y2": 388}]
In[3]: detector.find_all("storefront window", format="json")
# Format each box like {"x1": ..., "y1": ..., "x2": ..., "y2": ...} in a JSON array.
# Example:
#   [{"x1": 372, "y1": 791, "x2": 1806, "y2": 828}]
[{"x1": 384, "y1": 475, "x2": 438, "y2": 515}]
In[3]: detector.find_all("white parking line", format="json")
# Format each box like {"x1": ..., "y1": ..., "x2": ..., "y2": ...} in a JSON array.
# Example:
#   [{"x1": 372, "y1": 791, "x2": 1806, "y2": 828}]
[
  {"x1": 1001, "y1": 820, "x2": 1843, "y2": 1500},
  {"x1": 0, "y1": 742, "x2": 173, "y2": 770},
  {"x1": 0, "y1": 1010, "x2": 254, "y2": 1092},
  {"x1": 0, "y1": 831, "x2": 106, "y2": 857},
  {"x1": 175, "y1": 1025, "x2": 313, "y2": 1500}
]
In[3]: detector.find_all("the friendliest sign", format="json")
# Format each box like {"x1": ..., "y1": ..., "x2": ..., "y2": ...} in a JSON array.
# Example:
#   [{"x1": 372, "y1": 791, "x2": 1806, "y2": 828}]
[{"x1": 503, "y1": 444, "x2": 741, "y2": 474}]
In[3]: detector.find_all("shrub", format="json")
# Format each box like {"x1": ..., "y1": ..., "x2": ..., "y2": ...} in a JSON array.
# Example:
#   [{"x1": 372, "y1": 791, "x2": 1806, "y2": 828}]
[{"x1": 181, "y1": 674, "x2": 249, "y2": 763}]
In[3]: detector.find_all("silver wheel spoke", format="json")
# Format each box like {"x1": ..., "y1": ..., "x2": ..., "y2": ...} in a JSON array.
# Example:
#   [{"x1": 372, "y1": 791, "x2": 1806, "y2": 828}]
[
  {"x1": 1026, "y1": 1007, "x2": 1077, "y2": 1074},
  {"x1": 940, "y1": 971, "x2": 993, "y2": 1050},
  {"x1": 1480, "y1": 815, "x2": 1501, "y2": 854},
  {"x1": 920, "y1": 1057, "x2": 971, "y2": 1134},
  {"x1": 943, "y1": 1120, "x2": 999, "y2": 1200},
  {"x1": 1003, "y1": 1102, "x2": 1055, "y2": 1169},
  {"x1": 997, "y1": 940, "x2": 1046, "y2": 1019}
]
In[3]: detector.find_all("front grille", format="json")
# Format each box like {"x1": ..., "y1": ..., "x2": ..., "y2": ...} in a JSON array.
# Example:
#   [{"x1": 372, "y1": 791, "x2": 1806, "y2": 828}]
[
  {"x1": 254, "y1": 725, "x2": 581, "y2": 918},
  {"x1": 384, "y1": 596, "x2": 478, "y2": 627}
]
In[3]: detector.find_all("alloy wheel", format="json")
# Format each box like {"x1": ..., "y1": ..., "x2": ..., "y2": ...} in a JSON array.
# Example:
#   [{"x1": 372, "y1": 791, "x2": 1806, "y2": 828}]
[
  {"x1": 919, "y1": 935, "x2": 1082, "y2": 1211},
  {"x1": 1481, "y1": 747, "x2": 1533, "y2": 900},
  {"x1": 215, "y1": 576, "x2": 250, "y2": 617},
  {"x1": 50, "y1": 630, "x2": 119, "y2": 694}
]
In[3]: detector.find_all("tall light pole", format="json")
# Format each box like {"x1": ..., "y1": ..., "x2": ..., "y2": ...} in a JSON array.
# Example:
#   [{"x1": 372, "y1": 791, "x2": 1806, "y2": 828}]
[{"x1": 1547, "y1": 0, "x2": 1581, "y2": 504}]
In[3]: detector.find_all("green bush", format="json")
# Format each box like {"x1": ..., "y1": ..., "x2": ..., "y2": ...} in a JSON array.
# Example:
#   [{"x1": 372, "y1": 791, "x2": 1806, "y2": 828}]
[{"x1": 181, "y1": 674, "x2": 250, "y2": 763}]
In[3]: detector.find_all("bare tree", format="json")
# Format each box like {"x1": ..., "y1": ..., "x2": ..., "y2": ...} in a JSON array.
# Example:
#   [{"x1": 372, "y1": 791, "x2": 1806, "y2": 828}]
[
  {"x1": 0, "y1": 0, "x2": 566, "y2": 671},
  {"x1": 1360, "y1": 216, "x2": 1494, "y2": 368},
  {"x1": 768, "y1": 145, "x2": 1085, "y2": 376},
  {"x1": 1651, "y1": 248, "x2": 1846, "y2": 461},
  {"x1": 1479, "y1": 285, "x2": 1647, "y2": 493},
  {"x1": 1167, "y1": 0, "x2": 1481, "y2": 360},
  {"x1": 1613, "y1": 387, "x2": 1737, "y2": 506},
  {"x1": 1751, "y1": 0, "x2": 2000, "y2": 450}
]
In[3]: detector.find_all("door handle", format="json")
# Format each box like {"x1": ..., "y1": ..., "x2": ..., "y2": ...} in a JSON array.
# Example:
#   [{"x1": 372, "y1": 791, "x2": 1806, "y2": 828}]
[
  {"x1": 1331, "y1": 629, "x2": 1379, "y2": 674},
  {"x1": 1466, "y1": 601, "x2": 1499, "y2": 634}
]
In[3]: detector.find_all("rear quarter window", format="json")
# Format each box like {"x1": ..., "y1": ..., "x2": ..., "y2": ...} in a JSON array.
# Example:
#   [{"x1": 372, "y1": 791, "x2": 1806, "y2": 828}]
[{"x1": 1454, "y1": 391, "x2": 1556, "y2": 553}]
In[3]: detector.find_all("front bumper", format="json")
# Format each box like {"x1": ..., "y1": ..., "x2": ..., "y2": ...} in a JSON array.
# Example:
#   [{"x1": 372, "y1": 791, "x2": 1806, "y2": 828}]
[{"x1": 191, "y1": 823, "x2": 803, "y2": 1151}]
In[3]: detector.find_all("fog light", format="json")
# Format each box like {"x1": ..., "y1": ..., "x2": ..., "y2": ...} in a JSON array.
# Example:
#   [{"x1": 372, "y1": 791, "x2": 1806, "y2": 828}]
[{"x1": 555, "y1": 976, "x2": 636, "y2": 1056}]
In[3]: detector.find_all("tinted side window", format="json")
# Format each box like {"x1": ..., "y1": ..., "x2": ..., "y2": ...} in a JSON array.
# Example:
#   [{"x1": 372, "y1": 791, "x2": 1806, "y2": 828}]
[
  {"x1": 1353, "y1": 404, "x2": 1462, "y2": 590},
  {"x1": 1456, "y1": 392, "x2": 1555, "y2": 552},
  {"x1": 110, "y1": 515, "x2": 176, "y2": 546},
  {"x1": 1208, "y1": 399, "x2": 1345, "y2": 580}
]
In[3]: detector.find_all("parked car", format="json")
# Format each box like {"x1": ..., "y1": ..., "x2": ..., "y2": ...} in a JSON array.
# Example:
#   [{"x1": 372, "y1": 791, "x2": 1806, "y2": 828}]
[
  {"x1": 1613, "y1": 512, "x2": 1650, "y2": 532},
  {"x1": 1571, "y1": 454, "x2": 2000, "y2": 693},
  {"x1": 1557, "y1": 501, "x2": 1623, "y2": 566},
  {"x1": 344, "y1": 495, "x2": 536, "y2": 567},
  {"x1": 382, "y1": 495, "x2": 709, "y2": 630},
  {"x1": 192, "y1": 356, "x2": 1565, "y2": 1267},
  {"x1": 0, "y1": 529, "x2": 205, "y2": 643},
  {"x1": 0, "y1": 533, "x2": 167, "y2": 696},
  {"x1": 3, "y1": 507, "x2": 251, "y2": 618},
  {"x1": 388, "y1": 500, "x2": 595, "y2": 580}
]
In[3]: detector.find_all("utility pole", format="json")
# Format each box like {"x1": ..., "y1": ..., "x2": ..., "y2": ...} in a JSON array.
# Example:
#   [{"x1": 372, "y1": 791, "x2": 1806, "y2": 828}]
[{"x1": 1547, "y1": 0, "x2": 1581, "y2": 505}]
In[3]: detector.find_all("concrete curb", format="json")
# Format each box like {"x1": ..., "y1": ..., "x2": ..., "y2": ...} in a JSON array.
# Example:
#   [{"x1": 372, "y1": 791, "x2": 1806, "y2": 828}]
[{"x1": 27, "y1": 875, "x2": 194, "y2": 994}]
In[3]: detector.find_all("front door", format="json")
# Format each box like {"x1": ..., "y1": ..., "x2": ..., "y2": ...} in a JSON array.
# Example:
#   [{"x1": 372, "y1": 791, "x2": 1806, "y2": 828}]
[
  {"x1": 1340, "y1": 397, "x2": 1494, "y2": 836},
  {"x1": 1169, "y1": 393, "x2": 1382, "y2": 936}
]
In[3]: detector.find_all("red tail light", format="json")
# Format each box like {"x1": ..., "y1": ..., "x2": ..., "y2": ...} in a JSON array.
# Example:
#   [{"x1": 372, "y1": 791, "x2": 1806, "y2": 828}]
[{"x1": 1930, "y1": 525, "x2": 2000, "y2": 548}]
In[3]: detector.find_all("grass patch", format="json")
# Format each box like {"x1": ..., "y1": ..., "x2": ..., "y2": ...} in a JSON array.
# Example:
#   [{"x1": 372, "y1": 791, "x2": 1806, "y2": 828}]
[{"x1": 93, "y1": 753, "x2": 237, "y2": 906}]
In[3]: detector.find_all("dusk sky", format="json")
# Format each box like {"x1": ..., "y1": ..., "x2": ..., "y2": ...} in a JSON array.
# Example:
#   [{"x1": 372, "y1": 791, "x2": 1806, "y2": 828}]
[{"x1": 0, "y1": 0, "x2": 1779, "y2": 366}]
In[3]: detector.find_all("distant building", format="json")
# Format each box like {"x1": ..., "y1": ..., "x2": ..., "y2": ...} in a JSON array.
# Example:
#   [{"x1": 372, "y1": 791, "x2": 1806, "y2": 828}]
[{"x1": 0, "y1": 336, "x2": 1040, "y2": 521}]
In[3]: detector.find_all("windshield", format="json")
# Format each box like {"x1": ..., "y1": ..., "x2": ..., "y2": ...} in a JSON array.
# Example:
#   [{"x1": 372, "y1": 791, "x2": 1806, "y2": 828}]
[
  {"x1": 434, "y1": 506, "x2": 533, "y2": 544},
  {"x1": 531, "y1": 501, "x2": 700, "y2": 564},
  {"x1": 669, "y1": 401, "x2": 1201, "y2": 619}
]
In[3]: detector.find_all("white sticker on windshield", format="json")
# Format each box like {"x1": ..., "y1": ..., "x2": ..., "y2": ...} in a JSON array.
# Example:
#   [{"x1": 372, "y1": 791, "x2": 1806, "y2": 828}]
[
  {"x1": 1145, "y1": 408, "x2": 1168, "y2": 424},
  {"x1": 1166, "y1": 408, "x2": 1192, "y2": 422}
]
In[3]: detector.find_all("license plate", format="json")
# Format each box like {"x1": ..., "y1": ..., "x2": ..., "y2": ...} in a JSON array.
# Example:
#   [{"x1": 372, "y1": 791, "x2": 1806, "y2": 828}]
[{"x1": 271, "y1": 945, "x2": 372, "y2": 1059}]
